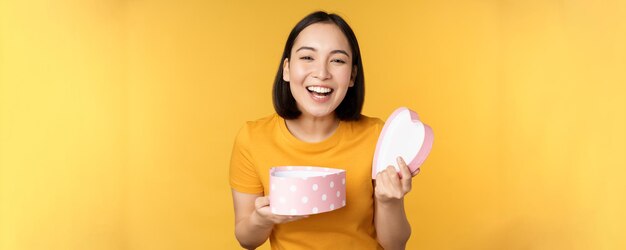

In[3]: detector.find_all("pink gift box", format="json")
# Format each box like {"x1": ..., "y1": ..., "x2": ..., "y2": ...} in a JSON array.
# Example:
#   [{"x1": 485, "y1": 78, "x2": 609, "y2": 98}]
[{"x1": 269, "y1": 166, "x2": 346, "y2": 215}]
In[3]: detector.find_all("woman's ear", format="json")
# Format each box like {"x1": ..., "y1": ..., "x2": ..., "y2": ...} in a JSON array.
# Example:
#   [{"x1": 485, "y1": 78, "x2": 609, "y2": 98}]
[
  {"x1": 282, "y1": 58, "x2": 290, "y2": 82},
  {"x1": 349, "y1": 65, "x2": 358, "y2": 87}
]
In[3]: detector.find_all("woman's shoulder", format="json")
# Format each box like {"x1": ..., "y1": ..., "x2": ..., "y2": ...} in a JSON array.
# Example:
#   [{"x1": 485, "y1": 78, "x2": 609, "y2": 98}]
[
  {"x1": 246, "y1": 113, "x2": 277, "y2": 126},
  {"x1": 342, "y1": 114, "x2": 384, "y2": 133},
  {"x1": 358, "y1": 114, "x2": 384, "y2": 126},
  {"x1": 238, "y1": 113, "x2": 279, "y2": 133},
  {"x1": 353, "y1": 114, "x2": 384, "y2": 127}
]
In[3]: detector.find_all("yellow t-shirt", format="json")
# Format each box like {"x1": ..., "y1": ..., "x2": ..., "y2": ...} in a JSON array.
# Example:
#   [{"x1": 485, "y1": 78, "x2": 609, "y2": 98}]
[{"x1": 229, "y1": 113, "x2": 384, "y2": 249}]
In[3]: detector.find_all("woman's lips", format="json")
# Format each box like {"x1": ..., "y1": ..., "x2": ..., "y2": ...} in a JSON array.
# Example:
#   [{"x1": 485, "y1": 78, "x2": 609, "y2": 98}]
[
  {"x1": 305, "y1": 85, "x2": 333, "y2": 103},
  {"x1": 308, "y1": 89, "x2": 332, "y2": 103}
]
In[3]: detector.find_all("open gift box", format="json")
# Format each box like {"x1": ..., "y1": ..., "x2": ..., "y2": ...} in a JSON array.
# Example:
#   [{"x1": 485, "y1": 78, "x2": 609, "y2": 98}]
[
  {"x1": 269, "y1": 166, "x2": 346, "y2": 215},
  {"x1": 269, "y1": 107, "x2": 433, "y2": 215}
]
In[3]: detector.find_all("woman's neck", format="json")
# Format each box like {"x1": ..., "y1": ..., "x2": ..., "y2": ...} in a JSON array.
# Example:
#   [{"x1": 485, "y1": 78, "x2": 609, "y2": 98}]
[{"x1": 284, "y1": 113, "x2": 340, "y2": 143}]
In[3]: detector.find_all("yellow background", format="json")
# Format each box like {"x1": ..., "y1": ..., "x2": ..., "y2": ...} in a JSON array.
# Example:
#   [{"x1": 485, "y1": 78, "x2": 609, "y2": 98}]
[{"x1": 1, "y1": 0, "x2": 625, "y2": 249}]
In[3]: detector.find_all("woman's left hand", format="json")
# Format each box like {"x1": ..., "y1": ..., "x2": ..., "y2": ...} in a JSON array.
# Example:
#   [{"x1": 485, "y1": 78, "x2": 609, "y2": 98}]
[{"x1": 374, "y1": 156, "x2": 415, "y2": 204}]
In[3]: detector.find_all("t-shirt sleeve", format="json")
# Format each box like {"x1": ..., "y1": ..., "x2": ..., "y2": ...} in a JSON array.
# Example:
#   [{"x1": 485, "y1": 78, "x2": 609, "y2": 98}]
[{"x1": 229, "y1": 123, "x2": 264, "y2": 194}]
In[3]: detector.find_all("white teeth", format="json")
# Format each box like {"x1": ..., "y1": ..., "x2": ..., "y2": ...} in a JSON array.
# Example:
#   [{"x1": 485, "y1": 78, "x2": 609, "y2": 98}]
[{"x1": 306, "y1": 86, "x2": 332, "y2": 94}]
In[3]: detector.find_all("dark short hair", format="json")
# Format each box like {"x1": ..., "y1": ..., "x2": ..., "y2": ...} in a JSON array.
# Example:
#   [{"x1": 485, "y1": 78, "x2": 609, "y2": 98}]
[{"x1": 272, "y1": 11, "x2": 365, "y2": 121}]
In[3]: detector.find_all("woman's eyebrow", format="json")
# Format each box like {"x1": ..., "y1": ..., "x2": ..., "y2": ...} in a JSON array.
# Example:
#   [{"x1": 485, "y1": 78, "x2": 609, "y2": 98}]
[
  {"x1": 296, "y1": 46, "x2": 316, "y2": 52},
  {"x1": 330, "y1": 50, "x2": 350, "y2": 57},
  {"x1": 295, "y1": 46, "x2": 350, "y2": 58}
]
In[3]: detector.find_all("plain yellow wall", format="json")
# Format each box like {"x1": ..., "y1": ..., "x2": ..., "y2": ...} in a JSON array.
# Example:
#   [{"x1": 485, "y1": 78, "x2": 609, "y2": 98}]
[{"x1": 1, "y1": 0, "x2": 625, "y2": 249}]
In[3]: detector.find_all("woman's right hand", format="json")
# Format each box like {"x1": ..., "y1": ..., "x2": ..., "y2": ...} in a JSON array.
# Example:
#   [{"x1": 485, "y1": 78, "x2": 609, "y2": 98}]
[{"x1": 252, "y1": 196, "x2": 308, "y2": 227}]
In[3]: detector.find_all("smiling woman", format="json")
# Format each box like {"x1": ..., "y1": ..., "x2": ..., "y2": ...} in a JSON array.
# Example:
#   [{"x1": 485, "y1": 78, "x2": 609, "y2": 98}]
[
  {"x1": 272, "y1": 12, "x2": 364, "y2": 122},
  {"x1": 229, "y1": 11, "x2": 415, "y2": 250},
  {"x1": 282, "y1": 23, "x2": 356, "y2": 119},
  {"x1": 2, "y1": 1, "x2": 625, "y2": 249}
]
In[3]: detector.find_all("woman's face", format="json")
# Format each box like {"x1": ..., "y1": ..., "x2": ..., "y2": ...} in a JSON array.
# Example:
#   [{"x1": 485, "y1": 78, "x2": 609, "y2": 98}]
[{"x1": 283, "y1": 22, "x2": 357, "y2": 119}]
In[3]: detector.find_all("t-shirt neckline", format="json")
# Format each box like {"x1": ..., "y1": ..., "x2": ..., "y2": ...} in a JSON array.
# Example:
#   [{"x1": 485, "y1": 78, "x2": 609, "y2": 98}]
[{"x1": 276, "y1": 114, "x2": 345, "y2": 152}]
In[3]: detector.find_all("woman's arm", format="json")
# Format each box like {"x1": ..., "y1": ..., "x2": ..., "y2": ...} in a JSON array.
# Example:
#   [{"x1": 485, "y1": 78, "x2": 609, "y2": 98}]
[
  {"x1": 373, "y1": 157, "x2": 414, "y2": 250},
  {"x1": 232, "y1": 191, "x2": 272, "y2": 249},
  {"x1": 231, "y1": 190, "x2": 307, "y2": 249}
]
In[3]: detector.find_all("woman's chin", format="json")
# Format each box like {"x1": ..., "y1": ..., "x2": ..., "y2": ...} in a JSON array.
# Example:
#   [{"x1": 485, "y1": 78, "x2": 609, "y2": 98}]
[{"x1": 301, "y1": 108, "x2": 335, "y2": 119}]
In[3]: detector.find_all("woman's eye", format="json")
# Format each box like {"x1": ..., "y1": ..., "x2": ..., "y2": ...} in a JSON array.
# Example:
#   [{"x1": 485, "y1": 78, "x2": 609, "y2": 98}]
[
  {"x1": 300, "y1": 56, "x2": 313, "y2": 61},
  {"x1": 332, "y1": 59, "x2": 346, "y2": 64}
]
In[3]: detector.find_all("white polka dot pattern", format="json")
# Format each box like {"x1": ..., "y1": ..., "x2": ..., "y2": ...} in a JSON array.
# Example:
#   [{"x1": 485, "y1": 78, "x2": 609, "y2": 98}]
[{"x1": 269, "y1": 166, "x2": 347, "y2": 215}]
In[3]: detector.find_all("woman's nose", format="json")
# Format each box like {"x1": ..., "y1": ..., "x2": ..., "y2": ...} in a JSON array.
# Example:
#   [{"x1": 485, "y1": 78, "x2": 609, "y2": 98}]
[{"x1": 312, "y1": 62, "x2": 330, "y2": 80}]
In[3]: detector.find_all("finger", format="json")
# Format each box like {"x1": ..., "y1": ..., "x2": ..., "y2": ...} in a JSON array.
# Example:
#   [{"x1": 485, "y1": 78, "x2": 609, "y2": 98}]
[
  {"x1": 383, "y1": 171, "x2": 404, "y2": 198},
  {"x1": 412, "y1": 167, "x2": 421, "y2": 177},
  {"x1": 382, "y1": 166, "x2": 396, "y2": 187},
  {"x1": 378, "y1": 167, "x2": 394, "y2": 182},
  {"x1": 386, "y1": 166, "x2": 401, "y2": 189},
  {"x1": 401, "y1": 176, "x2": 412, "y2": 194},
  {"x1": 374, "y1": 172, "x2": 386, "y2": 194},
  {"x1": 385, "y1": 165, "x2": 397, "y2": 177},
  {"x1": 397, "y1": 156, "x2": 412, "y2": 180},
  {"x1": 397, "y1": 157, "x2": 413, "y2": 192},
  {"x1": 290, "y1": 215, "x2": 309, "y2": 221},
  {"x1": 287, "y1": 215, "x2": 308, "y2": 219},
  {"x1": 255, "y1": 196, "x2": 270, "y2": 209},
  {"x1": 380, "y1": 169, "x2": 394, "y2": 194},
  {"x1": 280, "y1": 215, "x2": 308, "y2": 224}
]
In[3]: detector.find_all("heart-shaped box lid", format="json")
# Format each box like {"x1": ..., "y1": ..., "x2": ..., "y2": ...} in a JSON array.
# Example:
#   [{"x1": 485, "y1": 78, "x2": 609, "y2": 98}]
[{"x1": 372, "y1": 107, "x2": 434, "y2": 179}]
